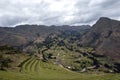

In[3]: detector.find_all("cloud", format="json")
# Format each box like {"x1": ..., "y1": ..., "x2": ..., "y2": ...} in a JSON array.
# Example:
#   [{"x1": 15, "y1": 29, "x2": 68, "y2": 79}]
[{"x1": 0, "y1": 0, "x2": 120, "y2": 27}]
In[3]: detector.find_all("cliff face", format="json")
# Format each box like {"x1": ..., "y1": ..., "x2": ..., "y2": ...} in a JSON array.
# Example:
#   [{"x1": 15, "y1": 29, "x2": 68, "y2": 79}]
[{"x1": 80, "y1": 17, "x2": 120, "y2": 63}]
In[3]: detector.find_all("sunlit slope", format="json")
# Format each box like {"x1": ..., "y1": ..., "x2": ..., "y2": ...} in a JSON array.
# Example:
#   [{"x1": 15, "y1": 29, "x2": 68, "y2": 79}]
[
  {"x1": 0, "y1": 56, "x2": 120, "y2": 80},
  {"x1": 21, "y1": 56, "x2": 73, "y2": 73}
]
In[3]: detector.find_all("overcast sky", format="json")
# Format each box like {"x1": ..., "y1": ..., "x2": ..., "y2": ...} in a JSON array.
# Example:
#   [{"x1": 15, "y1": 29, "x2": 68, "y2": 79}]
[{"x1": 0, "y1": 0, "x2": 120, "y2": 27}]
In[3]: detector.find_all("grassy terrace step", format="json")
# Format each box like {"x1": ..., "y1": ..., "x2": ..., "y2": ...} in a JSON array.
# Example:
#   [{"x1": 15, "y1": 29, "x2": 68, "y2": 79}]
[
  {"x1": 35, "y1": 60, "x2": 42, "y2": 73},
  {"x1": 21, "y1": 56, "x2": 73, "y2": 73},
  {"x1": 24, "y1": 58, "x2": 34, "y2": 69},
  {"x1": 31, "y1": 59, "x2": 39, "y2": 72},
  {"x1": 29, "y1": 59, "x2": 36, "y2": 72},
  {"x1": 0, "y1": 56, "x2": 120, "y2": 80},
  {"x1": 13, "y1": 56, "x2": 120, "y2": 80},
  {"x1": 21, "y1": 56, "x2": 35, "y2": 72},
  {"x1": 26, "y1": 57, "x2": 36, "y2": 72},
  {"x1": 20, "y1": 57, "x2": 33, "y2": 72}
]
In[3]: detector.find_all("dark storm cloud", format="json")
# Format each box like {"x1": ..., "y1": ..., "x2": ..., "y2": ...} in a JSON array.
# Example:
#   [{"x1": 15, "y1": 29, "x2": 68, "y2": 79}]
[{"x1": 0, "y1": 0, "x2": 120, "y2": 27}]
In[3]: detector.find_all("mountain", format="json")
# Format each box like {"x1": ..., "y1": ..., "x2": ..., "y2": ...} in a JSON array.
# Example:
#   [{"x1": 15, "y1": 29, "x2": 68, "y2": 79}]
[
  {"x1": 80, "y1": 17, "x2": 120, "y2": 63},
  {"x1": 0, "y1": 25, "x2": 90, "y2": 51},
  {"x1": 0, "y1": 17, "x2": 120, "y2": 73}
]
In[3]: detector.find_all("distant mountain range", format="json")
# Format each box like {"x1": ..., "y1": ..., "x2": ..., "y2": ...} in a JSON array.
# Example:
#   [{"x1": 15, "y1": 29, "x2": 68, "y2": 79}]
[{"x1": 0, "y1": 25, "x2": 90, "y2": 48}]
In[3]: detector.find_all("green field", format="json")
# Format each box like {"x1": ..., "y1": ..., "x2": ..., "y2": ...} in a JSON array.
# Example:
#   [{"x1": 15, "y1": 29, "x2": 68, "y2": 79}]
[{"x1": 0, "y1": 56, "x2": 120, "y2": 80}]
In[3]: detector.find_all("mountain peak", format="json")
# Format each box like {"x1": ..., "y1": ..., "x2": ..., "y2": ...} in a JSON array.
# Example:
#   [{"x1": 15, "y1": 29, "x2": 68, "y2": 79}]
[
  {"x1": 96, "y1": 17, "x2": 111, "y2": 24},
  {"x1": 99, "y1": 17, "x2": 111, "y2": 20},
  {"x1": 94, "y1": 17, "x2": 120, "y2": 29}
]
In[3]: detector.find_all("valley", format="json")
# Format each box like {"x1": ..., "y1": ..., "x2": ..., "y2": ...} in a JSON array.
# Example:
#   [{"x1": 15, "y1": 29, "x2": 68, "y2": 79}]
[{"x1": 0, "y1": 17, "x2": 120, "y2": 80}]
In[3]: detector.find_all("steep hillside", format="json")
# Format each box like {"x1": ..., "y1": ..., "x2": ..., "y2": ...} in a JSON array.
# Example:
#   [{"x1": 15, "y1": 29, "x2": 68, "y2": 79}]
[
  {"x1": 80, "y1": 17, "x2": 120, "y2": 63},
  {"x1": 0, "y1": 25, "x2": 90, "y2": 51},
  {"x1": 0, "y1": 46, "x2": 29, "y2": 71},
  {"x1": 34, "y1": 30, "x2": 120, "y2": 73}
]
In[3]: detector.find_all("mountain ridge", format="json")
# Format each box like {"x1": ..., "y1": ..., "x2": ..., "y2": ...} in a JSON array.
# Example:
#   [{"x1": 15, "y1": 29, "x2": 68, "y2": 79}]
[
  {"x1": 0, "y1": 24, "x2": 90, "y2": 50},
  {"x1": 80, "y1": 17, "x2": 120, "y2": 63},
  {"x1": 0, "y1": 17, "x2": 120, "y2": 73}
]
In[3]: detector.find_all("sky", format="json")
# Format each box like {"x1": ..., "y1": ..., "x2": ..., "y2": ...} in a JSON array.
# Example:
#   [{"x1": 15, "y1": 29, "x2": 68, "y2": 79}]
[{"x1": 0, "y1": 0, "x2": 120, "y2": 27}]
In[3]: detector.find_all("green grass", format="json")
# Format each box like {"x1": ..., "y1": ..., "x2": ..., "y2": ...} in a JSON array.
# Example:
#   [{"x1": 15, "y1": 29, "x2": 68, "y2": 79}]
[
  {"x1": 20, "y1": 57, "x2": 34, "y2": 72},
  {"x1": 0, "y1": 56, "x2": 120, "y2": 80},
  {"x1": 0, "y1": 70, "x2": 120, "y2": 80}
]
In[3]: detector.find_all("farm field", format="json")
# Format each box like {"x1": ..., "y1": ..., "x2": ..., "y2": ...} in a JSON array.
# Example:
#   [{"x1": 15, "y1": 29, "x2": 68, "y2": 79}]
[{"x1": 0, "y1": 56, "x2": 120, "y2": 80}]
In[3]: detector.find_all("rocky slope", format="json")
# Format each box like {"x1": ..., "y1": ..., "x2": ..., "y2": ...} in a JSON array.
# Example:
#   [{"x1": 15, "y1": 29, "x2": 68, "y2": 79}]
[
  {"x1": 0, "y1": 25, "x2": 90, "y2": 50},
  {"x1": 80, "y1": 17, "x2": 120, "y2": 63}
]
